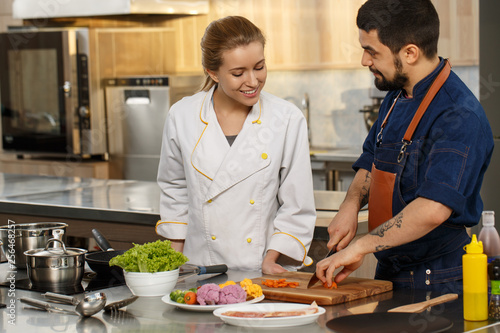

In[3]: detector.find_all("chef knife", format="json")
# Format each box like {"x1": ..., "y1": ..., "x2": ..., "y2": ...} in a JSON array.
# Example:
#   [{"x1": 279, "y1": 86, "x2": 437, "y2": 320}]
[
  {"x1": 177, "y1": 264, "x2": 228, "y2": 282},
  {"x1": 307, "y1": 246, "x2": 337, "y2": 288}
]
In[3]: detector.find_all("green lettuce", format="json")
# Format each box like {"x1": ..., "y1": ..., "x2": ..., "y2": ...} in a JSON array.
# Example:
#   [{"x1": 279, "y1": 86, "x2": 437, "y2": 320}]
[{"x1": 109, "y1": 240, "x2": 188, "y2": 273}]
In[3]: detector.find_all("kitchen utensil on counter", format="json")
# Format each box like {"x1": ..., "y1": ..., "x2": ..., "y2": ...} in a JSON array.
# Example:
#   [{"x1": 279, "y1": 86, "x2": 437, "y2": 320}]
[
  {"x1": 43, "y1": 292, "x2": 81, "y2": 305},
  {"x1": 43, "y1": 292, "x2": 107, "y2": 317},
  {"x1": 177, "y1": 264, "x2": 228, "y2": 282},
  {"x1": 253, "y1": 272, "x2": 392, "y2": 305},
  {"x1": 195, "y1": 272, "x2": 229, "y2": 287},
  {"x1": 24, "y1": 238, "x2": 87, "y2": 287},
  {"x1": 20, "y1": 297, "x2": 79, "y2": 315},
  {"x1": 387, "y1": 293, "x2": 458, "y2": 313},
  {"x1": 307, "y1": 246, "x2": 337, "y2": 288},
  {"x1": 104, "y1": 295, "x2": 139, "y2": 312},
  {"x1": 85, "y1": 229, "x2": 126, "y2": 277},
  {"x1": 103, "y1": 309, "x2": 140, "y2": 327},
  {"x1": 0, "y1": 222, "x2": 67, "y2": 268}
]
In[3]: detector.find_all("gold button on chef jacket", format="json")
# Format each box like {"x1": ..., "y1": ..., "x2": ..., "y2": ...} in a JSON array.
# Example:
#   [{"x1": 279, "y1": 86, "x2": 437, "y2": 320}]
[{"x1": 156, "y1": 86, "x2": 316, "y2": 271}]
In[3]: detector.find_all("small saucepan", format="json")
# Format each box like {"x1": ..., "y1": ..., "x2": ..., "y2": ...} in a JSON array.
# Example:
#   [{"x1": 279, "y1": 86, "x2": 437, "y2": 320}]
[
  {"x1": 85, "y1": 229, "x2": 125, "y2": 277},
  {"x1": 0, "y1": 222, "x2": 67, "y2": 269},
  {"x1": 24, "y1": 238, "x2": 87, "y2": 287}
]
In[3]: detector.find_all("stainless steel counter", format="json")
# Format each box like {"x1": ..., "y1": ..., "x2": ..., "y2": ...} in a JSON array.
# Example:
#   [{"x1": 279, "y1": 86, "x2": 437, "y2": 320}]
[
  {"x1": 309, "y1": 146, "x2": 362, "y2": 165},
  {"x1": 309, "y1": 147, "x2": 361, "y2": 191},
  {"x1": 0, "y1": 173, "x2": 360, "y2": 228},
  {"x1": 0, "y1": 263, "x2": 496, "y2": 333},
  {"x1": 0, "y1": 173, "x2": 160, "y2": 224}
]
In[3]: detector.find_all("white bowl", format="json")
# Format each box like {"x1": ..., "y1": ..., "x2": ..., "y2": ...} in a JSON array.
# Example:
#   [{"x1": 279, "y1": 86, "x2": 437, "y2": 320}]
[{"x1": 123, "y1": 268, "x2": 179, "y2": 297}]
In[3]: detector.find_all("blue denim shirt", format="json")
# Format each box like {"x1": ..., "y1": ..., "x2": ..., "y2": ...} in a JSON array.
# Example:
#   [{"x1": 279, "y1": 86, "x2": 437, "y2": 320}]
[
  {"x1": 353, "y1": 59, "x2": 493, "y2": 291},
  {"x1": 354, "y1": 59, "x2": 494, "y2": 228}
]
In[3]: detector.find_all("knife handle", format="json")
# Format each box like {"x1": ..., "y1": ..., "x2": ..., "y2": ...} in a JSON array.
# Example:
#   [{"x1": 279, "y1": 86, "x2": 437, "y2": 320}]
[
  {"x1": 20, "y1": 297, "x2": 52, "y2": 310},
  {"x1": 199, "y1": 264, "x2": 228, "y2": 275},
  {"x1": 20, "y1": 297, "x2": 78, "y2": 315}
]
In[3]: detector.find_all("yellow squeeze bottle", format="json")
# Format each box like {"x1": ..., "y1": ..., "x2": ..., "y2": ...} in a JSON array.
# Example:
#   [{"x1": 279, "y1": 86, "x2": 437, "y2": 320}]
[{"x1": 463, "y1": 234, "x2": 488, "y2": 321}]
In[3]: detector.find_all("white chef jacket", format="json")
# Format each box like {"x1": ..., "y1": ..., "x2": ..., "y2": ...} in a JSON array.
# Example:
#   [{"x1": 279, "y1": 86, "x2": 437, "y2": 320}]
[{"x1": 155, "y1": 86, "x2": 316, "y2": 271}]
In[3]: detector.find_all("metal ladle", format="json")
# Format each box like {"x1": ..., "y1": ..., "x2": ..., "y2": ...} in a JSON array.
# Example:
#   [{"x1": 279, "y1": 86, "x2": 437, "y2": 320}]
[{"x1": 43, "y1": 291, "x2": 107, "y2": 317}]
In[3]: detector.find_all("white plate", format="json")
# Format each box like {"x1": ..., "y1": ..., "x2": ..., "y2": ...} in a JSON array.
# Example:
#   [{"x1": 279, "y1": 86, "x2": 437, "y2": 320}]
[
  {"x1": 161, "y1": 294, "x2": 265, "y2": 312},
  {"x1": 213, "y1": 302, "x2": 325, "y2": 328}
]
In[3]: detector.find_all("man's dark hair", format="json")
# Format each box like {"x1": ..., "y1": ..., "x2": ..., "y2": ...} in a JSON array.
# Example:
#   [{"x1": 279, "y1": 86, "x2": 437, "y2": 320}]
[{"x1": 356, "y1": 0, "x2": 439, "y2": 59}]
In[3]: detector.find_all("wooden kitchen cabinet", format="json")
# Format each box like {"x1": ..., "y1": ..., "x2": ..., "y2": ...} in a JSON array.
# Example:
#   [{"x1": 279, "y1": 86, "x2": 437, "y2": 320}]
[
  {"x1": 434, "y1": 0, "x2": 479, "y2": 66},
  {"x1": 208, "y1": 0, "x2": 365, "y2": 70},
  {"x1": 207, "y1": 0, "x2": 478, "y2": 70},
  {"x1": 92, "y1": 27, "x2": 178, "y2": 77},
  {"x1": 36, "y1": 0, "x2": 478, "y2": 73},
  {"x1": 170, "y1": 15, "x2": 210, "y2": 73}
]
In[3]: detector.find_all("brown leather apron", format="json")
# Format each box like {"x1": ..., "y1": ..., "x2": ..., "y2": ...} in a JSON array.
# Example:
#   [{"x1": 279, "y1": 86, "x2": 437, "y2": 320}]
[{"x1": 368, "y1": 60, "x2": 452, "y2": 231}]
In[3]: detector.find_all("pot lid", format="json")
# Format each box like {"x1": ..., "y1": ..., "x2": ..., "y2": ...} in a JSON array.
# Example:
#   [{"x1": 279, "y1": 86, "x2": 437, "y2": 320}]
[{"x1": 24, "y1": 238, "x2": 87, "y2": 257}]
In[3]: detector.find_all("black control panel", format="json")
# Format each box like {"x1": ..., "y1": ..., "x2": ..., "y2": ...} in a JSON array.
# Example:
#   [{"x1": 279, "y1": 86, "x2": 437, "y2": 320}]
[
  {"x1": 77, "y1": 53, "x2": 91, "y2": 130},
  {"x1": 105, "y1": 77, "x2": 170, "y2": 87}
]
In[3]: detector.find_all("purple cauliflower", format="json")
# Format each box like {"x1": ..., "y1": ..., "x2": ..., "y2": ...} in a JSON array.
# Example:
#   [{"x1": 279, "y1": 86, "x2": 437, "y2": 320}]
[
  {"x1": 218, "y1": 284, "x2": 247, "y2": 305},
  {"x1": 196, "y1": 283, "x2": 220, "y2": 305}
]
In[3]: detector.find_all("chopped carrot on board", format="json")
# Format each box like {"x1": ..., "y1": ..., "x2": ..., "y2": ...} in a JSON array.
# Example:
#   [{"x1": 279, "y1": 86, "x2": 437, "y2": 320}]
[
  {"x1": 323, "y1": 281, "x2": 338, "y2": 289},
  {"x1": 261, "y1": 278, "x2": 300, "y2": 288}
]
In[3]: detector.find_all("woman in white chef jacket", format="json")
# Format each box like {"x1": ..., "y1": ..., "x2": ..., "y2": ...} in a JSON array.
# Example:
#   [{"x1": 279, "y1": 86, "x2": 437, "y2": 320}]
[{"x1": 156, "y1": 16, "x2": 316, "y2": 274}]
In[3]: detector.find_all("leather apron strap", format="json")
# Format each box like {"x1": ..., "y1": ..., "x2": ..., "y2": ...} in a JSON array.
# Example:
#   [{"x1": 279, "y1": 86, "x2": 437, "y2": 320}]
[
  {"x1": 368, "y1": 60, "x2": 452, "y2": 231},
  {"x1": 368, "y1": 163, "x2": 396, "y2": 231}
]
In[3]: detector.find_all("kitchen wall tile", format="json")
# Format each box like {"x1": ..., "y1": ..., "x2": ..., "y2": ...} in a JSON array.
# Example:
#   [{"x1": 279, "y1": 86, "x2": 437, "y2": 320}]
[
  {"x1": 265, "y1": 68, "x2": 372, "y2": 149},
  {"x1": 454, "y1": 66, "x2": 480, "y2": 97}
]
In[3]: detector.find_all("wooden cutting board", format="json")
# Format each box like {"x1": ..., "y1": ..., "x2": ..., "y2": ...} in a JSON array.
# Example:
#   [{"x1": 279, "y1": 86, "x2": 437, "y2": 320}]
[{"x1": 252, "y1": 272, "x2": 392, "y2": 306}]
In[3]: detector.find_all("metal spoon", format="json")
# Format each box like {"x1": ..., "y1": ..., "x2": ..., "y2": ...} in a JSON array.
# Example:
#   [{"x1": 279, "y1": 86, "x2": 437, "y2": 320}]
[{"x1": 43, "y1": 291, "x2": 107, "y2": 317}]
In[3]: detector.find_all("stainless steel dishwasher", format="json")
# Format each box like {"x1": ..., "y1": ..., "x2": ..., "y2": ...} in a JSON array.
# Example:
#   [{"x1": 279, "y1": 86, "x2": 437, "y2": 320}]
[{"x1": 104, "y1": 75, "x2": 202, "y2": 181}]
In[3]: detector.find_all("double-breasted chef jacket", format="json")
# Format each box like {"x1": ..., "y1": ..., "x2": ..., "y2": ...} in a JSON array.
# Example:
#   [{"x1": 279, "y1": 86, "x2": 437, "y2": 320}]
[{"x1": 156, "y1": 86, "x2": 316, "y2": 271}]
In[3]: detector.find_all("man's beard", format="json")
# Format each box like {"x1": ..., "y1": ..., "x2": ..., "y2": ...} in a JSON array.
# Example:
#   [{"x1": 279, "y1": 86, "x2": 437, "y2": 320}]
[{"x1": 371, "y1": 56, "x2": 408, "y2": 91}]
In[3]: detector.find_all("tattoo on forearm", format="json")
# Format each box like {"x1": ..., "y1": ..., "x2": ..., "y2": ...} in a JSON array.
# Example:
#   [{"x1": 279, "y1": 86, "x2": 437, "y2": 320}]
[
  {"x1": 375, "y1": 245, "x2": 392, "y2": 252},
  {"x1": 359, "y1": 173, "x2": 371, "y2": 207},
  {"x1": 370, "y1": 212, "x2": 404, "y2": 238}
]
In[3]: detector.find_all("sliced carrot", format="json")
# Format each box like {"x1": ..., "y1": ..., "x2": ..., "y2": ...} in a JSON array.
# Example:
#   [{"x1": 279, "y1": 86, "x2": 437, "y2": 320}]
[
  {"x1": 322, "y1": 281, "x2": 338, "y2": 289},
  {"x1": 260, "y1": 278, "x2": 300, "y2": 288}
]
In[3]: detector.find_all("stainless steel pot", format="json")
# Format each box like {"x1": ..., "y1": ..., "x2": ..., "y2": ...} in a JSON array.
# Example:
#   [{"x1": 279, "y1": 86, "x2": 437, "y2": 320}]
[
  {"x1": 0, "y1": 222, "x2": 67, "y2": 269},
  {"x1": 24, "y1": 238, "x2": 87, "y2": 287}
]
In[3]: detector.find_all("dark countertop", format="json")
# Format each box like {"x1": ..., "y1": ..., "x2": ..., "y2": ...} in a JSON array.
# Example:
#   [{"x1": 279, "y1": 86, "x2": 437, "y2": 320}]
[{"x1": 0, "y1": 263, "x2": 496, "y2": 332}]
